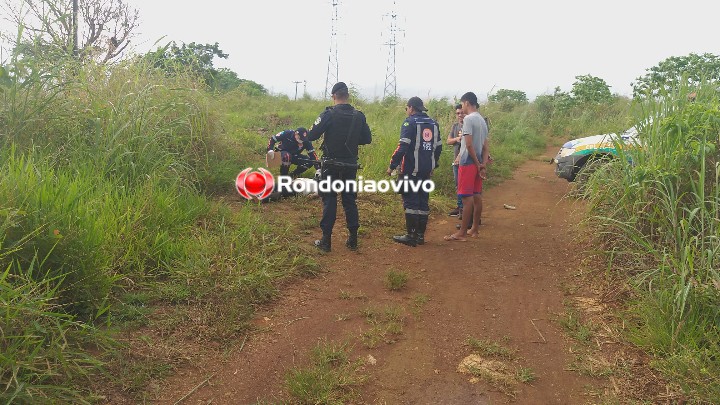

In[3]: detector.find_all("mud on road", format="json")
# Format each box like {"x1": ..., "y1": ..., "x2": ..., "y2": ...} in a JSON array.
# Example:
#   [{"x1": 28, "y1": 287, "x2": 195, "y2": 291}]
[{"x1": 157, "y1": 151, "x2": 605, "y2": 404}]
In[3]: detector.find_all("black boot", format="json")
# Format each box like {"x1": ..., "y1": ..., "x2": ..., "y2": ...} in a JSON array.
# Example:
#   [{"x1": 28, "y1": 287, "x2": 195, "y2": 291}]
[
  {"x1": 392, "y1": 214, "x2": 418, "y2": 247},
  {"x1": 417, "y1": 215, "x2": 428, "y2": 245},
  {"x1": 346, "y1": 229, "x2": 358, "y2": 251},
  {"x1": 314, "y1": 234, "x2": 331, "y2": 252}
]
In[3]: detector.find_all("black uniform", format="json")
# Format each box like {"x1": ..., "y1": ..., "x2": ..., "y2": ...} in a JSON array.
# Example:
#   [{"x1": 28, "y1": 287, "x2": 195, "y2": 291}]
[
  {"x1": 267, "y1": 130, "x2": 319, "y2": 177},
  {"x1": 307, "y1": 103, "x2": 372, "y2": 238}
]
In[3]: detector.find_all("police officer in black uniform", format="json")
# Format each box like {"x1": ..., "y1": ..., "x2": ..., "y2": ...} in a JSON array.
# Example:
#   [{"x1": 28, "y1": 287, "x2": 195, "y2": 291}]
[
  {"x1": 266, "y1": 127, "x2": 319, "y2": 177},
  {"x1": 307, "y1": 82, "x2": 372, "y2": 252},
  {"x1": 387, "y1": 96, "x2": 442, "y2": 246}
]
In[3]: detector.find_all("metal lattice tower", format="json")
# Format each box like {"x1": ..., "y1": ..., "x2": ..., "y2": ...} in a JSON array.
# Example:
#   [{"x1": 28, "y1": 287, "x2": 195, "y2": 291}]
[
  {"x1": 383, "y1": 2, "x2": 402, "y2": 99},
  {"x1": 324, "y1": 0, "x2": 340, "y2": 98}
]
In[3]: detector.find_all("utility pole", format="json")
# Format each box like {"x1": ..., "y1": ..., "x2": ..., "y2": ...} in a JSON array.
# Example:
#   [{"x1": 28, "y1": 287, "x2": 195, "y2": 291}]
[
  {"x1": 72, "y1": 0, "x2": 78, "y2": 57},
  {"x1": 292, "y1": 81, "x2": 303, "y2": 100}
]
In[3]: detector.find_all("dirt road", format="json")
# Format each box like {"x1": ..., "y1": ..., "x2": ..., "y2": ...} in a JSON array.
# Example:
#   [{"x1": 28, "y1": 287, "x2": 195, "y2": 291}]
[{"x1": 158, "y1": 151, "x2": 602, "y2": 404}]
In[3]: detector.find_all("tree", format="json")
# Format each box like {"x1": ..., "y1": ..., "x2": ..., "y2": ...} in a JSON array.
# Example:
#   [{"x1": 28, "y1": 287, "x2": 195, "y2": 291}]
[
  {"x1": 145, "y1": 42, "x2": 228, "y2": 86},
  {"x1": 551, "y1": 86, "x2": 574, "y2": 111},
  {"x1": 488, "y1": 89, "x2": 528, "y2": 104},
  {"x1": 4, "y1": 0, "x2": 139, "y2": 62},
  {"x1": 632, "y1": 53, "x2": 720, "y2": 98},
  {"x1": 145, "y1": 42, "x2": 267, "y2": 94},
  {"x1": 212, "y1": 68, "x2": 243, "y2": 91},
  {"x1": 213, "y1": 68, "x2": 267, "y2": 95},
  {"x1": 488, "y1": 88, "x2": 528, "y2": 111},
  {"x1": 571, "y1": 75, "x2": 613, "y2": 104}
]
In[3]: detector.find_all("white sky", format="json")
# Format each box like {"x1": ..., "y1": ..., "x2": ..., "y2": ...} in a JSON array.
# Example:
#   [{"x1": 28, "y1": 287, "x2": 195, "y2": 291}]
[{"x1": 4, "y1": 0, "x2": 720, "y2": 100}]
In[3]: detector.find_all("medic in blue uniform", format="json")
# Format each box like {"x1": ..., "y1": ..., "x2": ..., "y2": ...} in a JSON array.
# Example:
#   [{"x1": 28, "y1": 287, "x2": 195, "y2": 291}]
[
  {"x1": 266, "y1": 127, "x2": 319, "y2": 177},
  {"x1": 387, "y1": 97, "x2": 442, "y2": 246}
]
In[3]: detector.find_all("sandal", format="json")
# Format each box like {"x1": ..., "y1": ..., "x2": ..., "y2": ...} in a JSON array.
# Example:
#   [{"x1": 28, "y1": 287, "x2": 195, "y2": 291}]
[{"x1": 443, "y1": 234, "x2": 467, "y2": 242}]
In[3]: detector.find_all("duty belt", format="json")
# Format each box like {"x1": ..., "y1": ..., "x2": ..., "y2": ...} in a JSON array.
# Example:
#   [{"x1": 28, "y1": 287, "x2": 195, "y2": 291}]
[{"x1": 321, "y1": 158, "x2": 361, "y2": 170}]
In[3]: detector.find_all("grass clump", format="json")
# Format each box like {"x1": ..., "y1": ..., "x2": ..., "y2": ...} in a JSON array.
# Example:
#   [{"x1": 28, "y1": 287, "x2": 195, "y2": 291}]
[
  {"x1": 558, "y1": 308, "x2": 595, "y2": 343},
  {"x1": 285, "y1": 341, "x2": 364, "y2": 404},
  {"x1": 461, "y1": 336, "x2": 537, "y2": 397},
  {"x1": 384, "y1": 268, "x2": 409, "y2": 291},
  {"x1": 0, "y1": 261, "x2": 110, "y2": 404},
  {"x1": 466, "y1": 337, "x2": 517, "y2": 360},
  {"x1": 516, "y1": 367, "x2": 537, "y2": 383},
  {"x1": 360, "y1": 306, "x2": 405, "y2": 348}
]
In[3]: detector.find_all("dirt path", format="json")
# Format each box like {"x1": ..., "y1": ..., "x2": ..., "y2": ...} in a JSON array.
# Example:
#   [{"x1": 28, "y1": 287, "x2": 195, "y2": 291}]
[{"x1": 157, "y1": 150, "x2": 603, "y2": 404}]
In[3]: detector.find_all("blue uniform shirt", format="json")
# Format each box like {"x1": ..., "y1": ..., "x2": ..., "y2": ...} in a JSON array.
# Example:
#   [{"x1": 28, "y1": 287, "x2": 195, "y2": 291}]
[
  {"x1": 267, "y1": 130, "x2": 318, "y2": 160},
  {"x1": 389, "y1": 112, "x2": 443, "y2": 177}
]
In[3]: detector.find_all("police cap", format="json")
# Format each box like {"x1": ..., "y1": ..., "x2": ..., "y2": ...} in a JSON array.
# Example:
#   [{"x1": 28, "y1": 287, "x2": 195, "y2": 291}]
[{"x1": 296, "y1": 127, "x2": 308, "y2": 138}]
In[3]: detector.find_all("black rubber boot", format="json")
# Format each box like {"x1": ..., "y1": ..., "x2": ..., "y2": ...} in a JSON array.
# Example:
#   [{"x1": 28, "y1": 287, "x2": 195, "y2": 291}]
[
  {"x1": 346, "y1": 229, "x2": 358, "y2": 251},
  {"x1": 417, "y1": 215, "x2": 428, "y2": 245},
  {"x1": 314, "y1": 234, "x2": 331, "y2": 252},
  {"x1": 392, "y1": 214, "x2": 418, "y2": 247}
]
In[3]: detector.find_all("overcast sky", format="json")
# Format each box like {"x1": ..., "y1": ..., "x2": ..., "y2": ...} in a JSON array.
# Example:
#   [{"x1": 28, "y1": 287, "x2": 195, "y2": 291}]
[{"x1": 4, "y1": 0, "x2": 720, "y2": 101}]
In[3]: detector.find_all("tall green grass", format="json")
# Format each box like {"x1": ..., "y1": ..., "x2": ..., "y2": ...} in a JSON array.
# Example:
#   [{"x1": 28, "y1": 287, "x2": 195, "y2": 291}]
[
  {"x1": 0, "y1": 55, "x2": 216, "y2": 316},
  {"x1": 583, "y1": 84, "x2": 720, "y2": 401},
  {"x1": 0, "y1": 221, "x2": 112, "y2": 404},
  {"x1": 0, "y1": 52, "x2": 318, "y2": 400}
]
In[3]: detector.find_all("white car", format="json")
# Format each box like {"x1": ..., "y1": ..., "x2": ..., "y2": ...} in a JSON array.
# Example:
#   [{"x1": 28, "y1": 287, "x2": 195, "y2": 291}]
[{"x1": 553, "y1": 127, "x2": 638, "y2": 181}]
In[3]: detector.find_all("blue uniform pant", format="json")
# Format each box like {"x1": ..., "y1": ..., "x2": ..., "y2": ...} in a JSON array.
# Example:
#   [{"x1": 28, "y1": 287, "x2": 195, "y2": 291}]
[
  {"x1": 401, "y1": 175, "x2": 430, "y2": 215},
  {"x1": 319, "y1": 164, "x2": 359, "y2": 235}
]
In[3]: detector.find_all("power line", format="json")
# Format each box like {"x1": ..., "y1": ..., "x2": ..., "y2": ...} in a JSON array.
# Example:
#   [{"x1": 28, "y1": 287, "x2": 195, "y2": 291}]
[{"x1": 324, "y1": 0, "x2": 340, "y2": 99}]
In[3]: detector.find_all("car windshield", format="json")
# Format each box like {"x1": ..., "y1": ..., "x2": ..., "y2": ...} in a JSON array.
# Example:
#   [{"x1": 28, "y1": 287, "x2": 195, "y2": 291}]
[{"x1": 620, "y1": 126, "x2": 638, "y2": 138}]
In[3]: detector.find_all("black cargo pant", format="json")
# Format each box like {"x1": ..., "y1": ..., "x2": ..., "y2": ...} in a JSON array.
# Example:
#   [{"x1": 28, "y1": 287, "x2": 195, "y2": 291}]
[{"x1": 318, "y1": 160, "x2": 359, "y2": 236}]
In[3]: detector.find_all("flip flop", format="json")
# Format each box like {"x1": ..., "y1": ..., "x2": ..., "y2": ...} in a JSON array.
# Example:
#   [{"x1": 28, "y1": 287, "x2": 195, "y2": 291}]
[{"x1": 443, "y1": 234, "x2": 467, "y2": 242}]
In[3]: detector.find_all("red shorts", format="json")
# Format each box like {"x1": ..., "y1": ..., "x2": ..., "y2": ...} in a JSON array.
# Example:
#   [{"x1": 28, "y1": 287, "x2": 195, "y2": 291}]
[{"x1": 457, "y1": 164, "x2": 483, "y2": 196}]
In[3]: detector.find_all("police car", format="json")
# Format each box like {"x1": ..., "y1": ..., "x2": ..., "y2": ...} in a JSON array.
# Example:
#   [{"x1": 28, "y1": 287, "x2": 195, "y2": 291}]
[{"x1": 553, "y1": 126, "x2": 639, "y2": 181}]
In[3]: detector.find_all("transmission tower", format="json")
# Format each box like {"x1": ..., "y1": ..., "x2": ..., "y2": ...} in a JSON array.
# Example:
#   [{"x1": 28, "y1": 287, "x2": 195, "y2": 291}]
[
  {"x1": 324, "y1": 0, "x2": 340, "y2": 98},
  {"x1": 383, "y1": 2, "x2": 403, "y2": 99}
]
